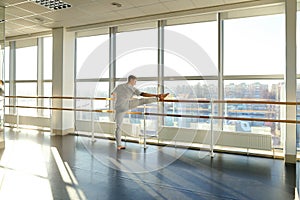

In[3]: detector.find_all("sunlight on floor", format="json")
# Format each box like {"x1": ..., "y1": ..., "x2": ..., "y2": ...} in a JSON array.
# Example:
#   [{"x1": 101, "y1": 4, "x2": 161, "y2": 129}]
[
  {"x1": 0, "y1": 140, "x2": 52, "y2": 200},
  {"x1": 0, "y1": 137, "x2": 87, "y2": 200},
  {"x1": 51, "y1": 147, "x2": 87, "y2": 200}
]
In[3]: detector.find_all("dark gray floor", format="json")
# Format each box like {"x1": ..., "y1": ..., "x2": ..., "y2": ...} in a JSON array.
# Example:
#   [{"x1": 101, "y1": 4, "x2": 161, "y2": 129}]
[{"x1": 0, "y1": 129, "x2": 296, "y2": 200}]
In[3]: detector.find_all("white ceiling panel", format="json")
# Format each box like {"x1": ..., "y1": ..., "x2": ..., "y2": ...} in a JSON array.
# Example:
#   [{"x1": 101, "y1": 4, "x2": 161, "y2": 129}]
[
  {"x1": 41, "y1": 8, "x2": 87, "y2": 21},
  {"x1": 6, "y1": 6, "x2": 33, "y2": 17},
  {"x1": 17, "y1": 2, "x2": 51, "y2": 14},
  {"x1": 191, "y1": 0, "x2": 224, "y2": 7},
  {"x1": 67, "y1": 0, "x2": 98, "y2": 6},
  {"x1": 128, "y1": 0, "x2": 160, "y2": 7},
  {"x1": 5, "y1": 21, "x2": 24, "y2": 29},
  {"x1": 74, "y1": 2, "x2": 113, "y2": 15},
  {"x1": 0, "y1": 0, "x2": 25, "y2": 6},
  {"x1": 163, "y1": 0, "x2": 196, "y2": 11},
  {"x1": 9, "y1": 18, "x2": 36, "y2": 26},
  {"x1": 5, "y1": 12, "x2": 18, "y2": 20},
  {"x1": 114, "y1": 7, "x2": 145, "y2": 19},
  {"x1": 88, "y1": 11, "x2": 122, "y2": 21},
  {"x1": 139, "y1": 3, "x2": 170, "y2": 15}
]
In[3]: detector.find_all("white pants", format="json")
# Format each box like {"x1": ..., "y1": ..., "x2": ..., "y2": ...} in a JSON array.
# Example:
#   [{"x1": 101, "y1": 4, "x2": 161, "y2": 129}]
[{"x1": 114, "y1": 97, "x2": 157, "y2": 146}]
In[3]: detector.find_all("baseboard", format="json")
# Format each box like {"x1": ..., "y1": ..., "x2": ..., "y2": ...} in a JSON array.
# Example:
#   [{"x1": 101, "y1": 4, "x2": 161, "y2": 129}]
[
  {"x1": 52, "y1": 128, "x2": 74, "y2": 136},
  {"x1": 285, "y1": 154, "x2": 296, "y2": 164}
]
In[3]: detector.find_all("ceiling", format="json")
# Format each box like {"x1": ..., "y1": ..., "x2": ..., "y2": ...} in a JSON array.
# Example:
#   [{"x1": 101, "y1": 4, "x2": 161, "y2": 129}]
[{"x1": 0, "y1": 0, "x2": 272, "y2": 38}]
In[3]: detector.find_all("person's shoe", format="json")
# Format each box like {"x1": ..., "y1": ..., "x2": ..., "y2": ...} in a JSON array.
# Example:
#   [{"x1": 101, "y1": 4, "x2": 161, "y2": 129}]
[
  {"x1": 117, "y1": 146, "x2": 126, "y2": 150},
  {"x1": 158, "y1": 93, "x2": 169, "y2": 101}
]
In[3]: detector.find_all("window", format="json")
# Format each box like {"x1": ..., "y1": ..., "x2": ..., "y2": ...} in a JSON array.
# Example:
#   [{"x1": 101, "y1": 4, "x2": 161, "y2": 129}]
[
  {"x1": 165, "y1": 21, "x2": 218, "y2": 77},
  {"x1": 224, "y1": 14, "x2": 285, "y2": 75},
  {"x1": 43, "y1": 82, "x2": 52, "y2": 117},
  {"x1": 76, "y1": 34, "x2": 109, "y2": 79},
  {"x1": 76, "y1": 34, "x2": 110, "y2": 122},
  {"x1": 116, "y1": 28, "x2": 158, "y2": 78},
  {"x1": 16, "y1": 45, "x2": 37, "y2": 80},
  {"x1": 5, "y1": 46, "x2": 9, "y2": 81},
  {"x1": 43, "y1": 37, "x2": 52, "y2": 80},
  {"x1": 164, "y1": 80, "x2": 217, "y2": 128},
  {"x1": 16, "y1": 83, "x2": 37, "y2": 116},
  {"x1": 75, "y1": 81, "x2": 110, "y2": 121},
  {"x1": 224, "y1": 80, "x2": 283, "y2": 147}
]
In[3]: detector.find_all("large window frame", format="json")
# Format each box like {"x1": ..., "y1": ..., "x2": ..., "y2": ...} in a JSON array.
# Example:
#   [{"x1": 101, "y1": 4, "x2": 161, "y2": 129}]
[
  {"x1": 6, "y1": 36, "x2": 53, "y2": 117},
  {"x1": 2, "y1": 1, "x2": 292, "y2": 157}
]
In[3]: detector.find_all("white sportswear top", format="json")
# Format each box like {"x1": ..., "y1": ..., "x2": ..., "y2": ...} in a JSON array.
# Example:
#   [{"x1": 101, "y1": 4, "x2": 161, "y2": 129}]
[{"x1": 111, "y1": 83, "x2": 142, "y2": 112}]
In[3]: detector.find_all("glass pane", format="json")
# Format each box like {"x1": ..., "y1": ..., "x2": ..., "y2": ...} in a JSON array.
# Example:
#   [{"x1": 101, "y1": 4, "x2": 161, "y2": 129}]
[
  {"x1": 76, "y1": 81, "x2": 108, "y2": 97},
  {"x1": 76, "y1": 82, "x2": 109, "y2": 121},
  {"x1": 16, "y1": 83, "x2": 37, "y2": 116},
  {"x1": 43, "y1": 37, "x2": 52, "y2": 80},
  {"x1": 4, "y1": 83, "x2": 8, "y2": 115},
  {"x1": 165, "y1": 21, "x2": 218, "y2": 76},
  {"x1": 296, "y1": 80, "x2": 300, "y2": 148},
  {"x1": 4, "y1": 83, "x2": 8, "y2": 96},
  {"x1": 0, "y1": 7, "x2": 4, "y2": 149},
  {"x1": 43, "y1": 82, "x2": 52, "y2": 117},
  {"x1": 297, "y1": 12, "x2": 300, "y2": 74},
  {"x1": 164, "y1": 80, "x2": 218, "y2": 128},
  {"x1": 224, "y1": 14, "x2": 285, "y2": 75},
  {"x1": 5, "y1": 46, "x2": 9, "y2": 81},
  {"x1": 224, "y1": 80, "x2": 283, "y2": 100},
  {"x1": 164, "y1": 80, "x2": 218, "y2": 100},
  {"x1": 116, "y1": 28, "x2": 157, "y2": 78},
  {"x1": 224, "y1": 80, "x2": 284, "y2": 148},
  {"x1": 76, "y1": 34, "x2": 109, "y2": 79},
  {"x1": 16, "y1": 45, "x2": 37, "y2": 80}
]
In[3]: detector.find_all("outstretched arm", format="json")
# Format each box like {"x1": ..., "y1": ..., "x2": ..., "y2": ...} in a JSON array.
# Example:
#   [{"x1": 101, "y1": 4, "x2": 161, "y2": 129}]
[
  {"x1": 140, "y1": 92, "x2": 169, "y2": 101},
  {"x1": 140, "y1": 92, "x2": 158, "y2": 98}
]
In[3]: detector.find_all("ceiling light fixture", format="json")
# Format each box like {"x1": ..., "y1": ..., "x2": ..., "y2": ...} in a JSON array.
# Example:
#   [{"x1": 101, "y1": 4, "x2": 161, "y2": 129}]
[
  {"x1": 30, "y1": 0, "x2": 71, "y2": 10},
  {"x1": 111, "y1": 2, "x2": 122, "y2": 7}
]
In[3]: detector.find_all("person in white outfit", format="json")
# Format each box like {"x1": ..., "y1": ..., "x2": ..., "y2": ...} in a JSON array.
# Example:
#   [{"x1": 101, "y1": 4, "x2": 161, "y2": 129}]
[{"x1": 111, "y1": 75, "x2": 169, "y2": 150}]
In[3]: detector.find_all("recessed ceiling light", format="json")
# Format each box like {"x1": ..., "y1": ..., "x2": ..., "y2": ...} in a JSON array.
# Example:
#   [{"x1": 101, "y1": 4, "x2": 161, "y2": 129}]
[
  {"x1": 30, "y1": 0, "x2": 71, "y2": 10},
  {"x1": 111, "y1": 2, "x2": 122, "y2": 7}
]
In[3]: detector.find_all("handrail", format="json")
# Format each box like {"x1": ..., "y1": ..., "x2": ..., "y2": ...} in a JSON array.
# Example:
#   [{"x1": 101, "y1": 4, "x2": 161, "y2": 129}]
[
  {"x1": 4, "y1": 95, "x2": 300, "y2": 124},
  {"x1": 4, "y1": 95, "x2": 298, "y2": 155},
  {"x1": 5, "y1": 95, "x2": 299, "y2": 105},
  {"x1": 4, "y1": 104, "x2": 300, "y2": 124},
  {"x1": 5, "y1": 95, "x2": 113, "y2": 101}
]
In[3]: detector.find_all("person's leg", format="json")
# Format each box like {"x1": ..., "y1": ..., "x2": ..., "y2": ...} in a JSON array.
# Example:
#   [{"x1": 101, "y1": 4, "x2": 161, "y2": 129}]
[
  {"x1": 129, "y1": 97, "x2": 158, "y2": 110},
  {"x1": 114, "y1": 111, "x2": 126, "y2": 148},
  {"x1": 128, "y1": 93, "x2": 169, "y2": 110}
]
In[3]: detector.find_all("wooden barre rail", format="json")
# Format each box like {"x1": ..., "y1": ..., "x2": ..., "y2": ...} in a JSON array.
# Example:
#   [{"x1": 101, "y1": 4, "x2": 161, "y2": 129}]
[
  {"x1": 5, "y1": 95, "x2": 299, "y2": 105},
  {"x1": 4, "y1": 105, "x2": 300, "y2": 124},
  {"x1": 5, "y1": 96, "x2": 113, "y2": 101}
]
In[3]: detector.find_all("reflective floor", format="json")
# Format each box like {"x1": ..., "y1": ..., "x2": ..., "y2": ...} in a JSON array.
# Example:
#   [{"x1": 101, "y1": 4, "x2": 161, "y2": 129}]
[{"x1": 0, "y1": 129, "x2": 296, "y2": 200}]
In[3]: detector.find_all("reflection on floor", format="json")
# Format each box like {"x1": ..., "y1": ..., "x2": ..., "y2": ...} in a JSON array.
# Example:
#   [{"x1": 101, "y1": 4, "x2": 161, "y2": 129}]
[{"x1": 0, "y1": 129, "x2": 296, "y2": 200}]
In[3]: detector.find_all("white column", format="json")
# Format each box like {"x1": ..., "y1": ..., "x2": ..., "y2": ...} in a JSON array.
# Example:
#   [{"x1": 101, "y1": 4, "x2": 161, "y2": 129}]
[
  {"x1": 52, "y1": 27, "x2": 75, "y2": 135},
  {"x1": 284, "y1": 0, "x2": 297, "y2": 164}
]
